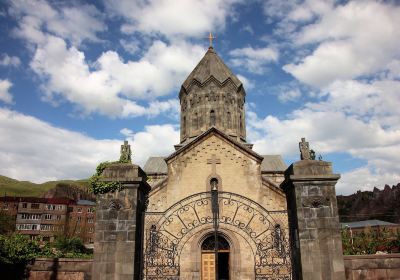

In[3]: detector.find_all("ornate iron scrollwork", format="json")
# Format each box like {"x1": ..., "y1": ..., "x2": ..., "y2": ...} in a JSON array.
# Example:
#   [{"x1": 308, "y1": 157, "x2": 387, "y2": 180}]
[{"x1": 143, "y1": 191, "x2": 292, "y2": 280}]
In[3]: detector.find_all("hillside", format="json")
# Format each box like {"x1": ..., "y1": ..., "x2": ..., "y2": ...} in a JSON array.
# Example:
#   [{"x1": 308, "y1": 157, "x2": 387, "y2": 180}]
[
  {"x1": 337, "y1": 183, "x2": 400, "y2": 223},
  {"x1": 1, "y1": 174, "x2": 399, "y2": 224},
  {"x1": 0, "y1": 175, "x2": 90, "y2": 198}
]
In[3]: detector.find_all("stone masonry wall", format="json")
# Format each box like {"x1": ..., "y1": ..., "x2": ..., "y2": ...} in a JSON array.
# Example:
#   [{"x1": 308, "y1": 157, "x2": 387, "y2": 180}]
[
  {"x1": 344, "y1": 254, "x2": 400, "y2": 280},
  {"x1": 26, "y1": 254, "x2": 400, "y2": 280},
  {"x1": 27, "y1": 258, "x2": 92, "y2": 280}
]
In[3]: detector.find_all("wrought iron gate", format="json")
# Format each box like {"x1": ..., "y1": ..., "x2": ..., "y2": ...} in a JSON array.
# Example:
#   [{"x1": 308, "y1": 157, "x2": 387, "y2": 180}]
[{"x1": 143, "y1": 192, "x2": 292, "y2": 279}]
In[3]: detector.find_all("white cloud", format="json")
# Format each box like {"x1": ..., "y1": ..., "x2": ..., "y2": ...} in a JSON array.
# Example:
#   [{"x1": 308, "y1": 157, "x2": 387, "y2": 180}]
[
  {"x1": 105, "y1": 0, "x2": 242, "y2": 37},
  {"x1": 125, "y1": 124, "x2": 180, "y2": 165},
  {"x1": 0, "y1": 108, "x2": 119, "y2": 182},
  {"x1": 248, "y1": 76, "x2": 400, "y2": 195},
  {"x1": 249, "y1": 107, "x2": 400, "y2": 194},
  {"x1": 30, "y1": 35, "x2": 202, "y2": 117},
  {"x1": 229, "y1": 46, "x2": 279, "y2": 74},
  {"x1": 337, "y1": 167, "x2": 400, "y2": 195},
  {"x1": 0, "y1": 54, "x2": 21, "y2": 67},
  {"x1": 236, "y1": 74, "x2": 254, "y2": 90},
  {"x1": 278, "y1": 88, "x2": 301, "y2": 103},
  {"x1": 0, "y1": 108, "x2": 179, "y2": 183},
  {"x1": 282, "y1": 1, "x2": 400, "y2": 87},
  {"x1": 10, "y1": 0, "x2": 106, "y2": 45},
  {"x1": 120, "y1": 39, "x2": 140, "y2": 55},
  {"x1": 120, "y1": 128, "x2": 134, "y2": 138},
  {"x1": 311, "y1": 79, "x2": 400, "y2": 129},
  {"x1": 0, "y1": 79, "x2": 14, "y2": 104}
]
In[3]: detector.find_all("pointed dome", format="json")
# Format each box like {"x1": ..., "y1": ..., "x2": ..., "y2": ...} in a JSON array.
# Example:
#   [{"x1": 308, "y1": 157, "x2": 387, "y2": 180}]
[{"x1": 182, "y1": 47, "x2": 242, "y2": 91}]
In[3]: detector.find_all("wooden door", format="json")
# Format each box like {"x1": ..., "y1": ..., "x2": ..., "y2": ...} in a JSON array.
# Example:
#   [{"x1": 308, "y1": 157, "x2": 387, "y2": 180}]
[{"x1": 202, "y1": 253, "x2": 215, "y2": 280}]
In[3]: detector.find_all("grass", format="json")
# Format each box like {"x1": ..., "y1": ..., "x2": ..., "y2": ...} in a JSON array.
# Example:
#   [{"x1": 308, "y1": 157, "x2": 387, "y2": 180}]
[{"x1": 0, "y1": 175, "x2": 89, "y2": 197}]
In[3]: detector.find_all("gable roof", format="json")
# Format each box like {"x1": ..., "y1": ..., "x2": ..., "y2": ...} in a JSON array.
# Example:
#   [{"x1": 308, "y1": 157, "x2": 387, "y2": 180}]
[
  {"x1": 261, "y1": 155, "x2": 287, "y2": 172},
  {"x1": 341, "y1": 219, "x2": 398, "y2": 229},
  {"x1": 165, "y1": 127, "x2": 263, "y2": 163},
  {"x1": 143, "y1": 157, "x2": 167, "y2": 174},
  {"x1": 182, "y1": 47, "x2": 242, "y2": 91}
]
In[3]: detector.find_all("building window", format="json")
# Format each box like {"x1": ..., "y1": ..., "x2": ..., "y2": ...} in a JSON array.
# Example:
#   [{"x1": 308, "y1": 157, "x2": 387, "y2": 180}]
[
  {"x1": 88, "y1": 227, "x2": 94, "y2": 233},
  {"x1": 77, "y1": 216, "x2": 82, "y2": 222},
  {"x1": 77, "y1": 207, "x2": 82, "y2": 213},
  {"x1": 56, "y1": 215, "x2": 61, "y2": 220},
  {"x1": 227, "y1": 112, "x2": 231, "y2": 129},
  {"x1": 17, "y1": 224, "x2": 38, "y2": 231},
  {"x1": 56, "y1": 205, "x2": 63, "y2": 210},
  {"x1": 44, "y1": 214, "x2": 52, "y2": 220},
  {"x1": 2, "y1": 203, "x2": 8, "y2": 210},
  {"x1": 87, "y1": 218, "x2": 94, "y2": 223},
  {"x1": 40, "y1": 224, "x2": 52, "y2": 231},
  {"x1": 87, "y1": 208, "x2": 94, "y2": 213},
  {"x1": 46, "y1": 204, "x2": 56, "y2": 210},
  {"x1": 22, "y1": 203, "x2": 27, "y2": 208},
  {"x1": 21, "y1": 213, "x2": 41, "y2": 220},
  {"x1": 31, "y1": 203, "x2": 40, "y2": 209},
  {"x1": 210, "y1": 110, "x2": 216, "y2": 126}
]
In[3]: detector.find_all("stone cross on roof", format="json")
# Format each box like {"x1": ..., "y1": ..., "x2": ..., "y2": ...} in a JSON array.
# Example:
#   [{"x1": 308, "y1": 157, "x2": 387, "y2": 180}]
[
  {"x1": 120, "y1": 140, "x2": 132, "y2": 163},
  {"x1": 299, "y1": 138, "x2": 311, "y2": 160},
  {"x1": 206, "y1": 32, "x2": 216, "y2": 48}
]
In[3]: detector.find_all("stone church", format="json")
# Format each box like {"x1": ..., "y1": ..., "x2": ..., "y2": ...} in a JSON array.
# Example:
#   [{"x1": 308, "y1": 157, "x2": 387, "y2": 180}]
[
  {"x1": 141, "y1": 46, "x2": 291, "y2": 280},
  {"x1": 93, "y1": 43, "x2": 346, "y2": 280}
]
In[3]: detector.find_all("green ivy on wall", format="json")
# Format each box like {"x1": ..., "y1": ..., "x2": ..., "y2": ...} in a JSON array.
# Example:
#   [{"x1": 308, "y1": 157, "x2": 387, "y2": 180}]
[{"x1": 89, "y1": 159, "x2": 130, "y2": 194}]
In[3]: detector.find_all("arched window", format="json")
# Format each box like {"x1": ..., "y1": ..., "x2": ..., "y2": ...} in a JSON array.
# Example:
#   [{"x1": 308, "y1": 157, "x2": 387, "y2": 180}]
[
  {"x1": 239, "y1": 114, "x2": 243, "y2": 133},
  {"x1": 210, "y1": 178, "x2": 218, "y2": 191},
  {"x1": 183, "y1": 116, "x2": 186, "y2": 135},
  {"x1": 202, "y1": 235, "x2": 229, "y2": 251},
  {"x1": 274, "y1": 224, "x2": 283, "y2": 255},
  {"x1": 227, "y1": 112, "x2": 231, "y2": 129},
  {"x1": 193, "y1": 113, "x2": 198, "y2": 130},
  {"x1": 210, "y1": 110, "x2": 216, "y2": 126}
]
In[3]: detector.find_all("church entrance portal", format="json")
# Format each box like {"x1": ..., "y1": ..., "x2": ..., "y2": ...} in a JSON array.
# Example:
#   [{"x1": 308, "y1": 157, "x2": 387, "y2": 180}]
[
  {"x1": 201, "y1": 235, "x2": 230, "y2": 280},
  {"x1": 143, "y1": 191, "x2": 292, "y2": 279}
]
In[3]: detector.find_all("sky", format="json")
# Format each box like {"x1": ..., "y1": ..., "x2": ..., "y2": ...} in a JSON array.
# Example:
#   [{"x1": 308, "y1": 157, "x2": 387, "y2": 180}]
[{"x1": 0, "y1": 0, "x2": 399, "y2": 195}]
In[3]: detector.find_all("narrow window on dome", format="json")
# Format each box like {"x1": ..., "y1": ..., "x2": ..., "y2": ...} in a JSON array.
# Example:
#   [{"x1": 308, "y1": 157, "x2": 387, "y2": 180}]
[
  {"x1": 210, "y1": 110, "x2": 216, "y2": 126},
  {"x1": 193, "y1": 113, "x2": 198, "y2": 130},
  {"x1": 239, "y1": 114, "x2": 243, "y2": 133}
]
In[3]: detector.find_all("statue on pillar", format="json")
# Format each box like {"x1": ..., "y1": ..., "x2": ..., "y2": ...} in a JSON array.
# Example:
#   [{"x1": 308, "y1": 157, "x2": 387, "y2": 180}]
[
  {"x1": 120, "y1": 140, "x2": 132, "y2": 163},
  {"x1": 299, "y1": 138, "x2": 311, "y2": 160}
]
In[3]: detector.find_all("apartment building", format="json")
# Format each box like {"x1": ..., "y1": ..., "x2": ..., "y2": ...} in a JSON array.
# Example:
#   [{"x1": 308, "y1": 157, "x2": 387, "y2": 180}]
[
  {"x1": 15, "y1": 197, "x2": 73, "y2": 242},
  {"x1": 0, "y1": 196, "x2": 95, "y2": 244},
  {"x1": 0, "y1": 196, "x2": 19, "y2": 217},
  {"x1": 67, "y1": 199, "x2": 96, "y2": 244}
]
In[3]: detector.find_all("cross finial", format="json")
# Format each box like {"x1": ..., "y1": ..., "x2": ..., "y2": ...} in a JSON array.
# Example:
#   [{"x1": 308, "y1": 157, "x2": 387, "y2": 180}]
[{"x1": 207, "y1": 32, "x2": 216, "y2": 48}]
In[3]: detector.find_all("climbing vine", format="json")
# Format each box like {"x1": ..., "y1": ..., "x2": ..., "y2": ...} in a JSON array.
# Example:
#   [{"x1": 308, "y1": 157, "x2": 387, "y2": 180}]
[{"x1": 89, "y1": 161, "x2": 124, "y2": 194}]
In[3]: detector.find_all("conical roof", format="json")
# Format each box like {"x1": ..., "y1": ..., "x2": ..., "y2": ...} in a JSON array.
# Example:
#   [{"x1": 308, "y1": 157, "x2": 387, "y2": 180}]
[{"x1": 182, "y1": 47, "x2": 242, "y2": 90}]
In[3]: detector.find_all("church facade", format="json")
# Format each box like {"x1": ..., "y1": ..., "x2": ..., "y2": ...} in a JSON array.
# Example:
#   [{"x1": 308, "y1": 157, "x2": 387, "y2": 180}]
[{"x1": 142, "y1": 46, "x2": 292, "y2": 280}]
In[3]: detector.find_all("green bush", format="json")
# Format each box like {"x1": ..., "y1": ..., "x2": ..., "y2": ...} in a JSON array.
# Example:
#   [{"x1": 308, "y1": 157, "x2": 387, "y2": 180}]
[
  {"x1": 0, "y1": 234, "x2": 40, "y2": 264},
  {"x1": 342, "y1": 227, "x2": 400, "y2": 255}
]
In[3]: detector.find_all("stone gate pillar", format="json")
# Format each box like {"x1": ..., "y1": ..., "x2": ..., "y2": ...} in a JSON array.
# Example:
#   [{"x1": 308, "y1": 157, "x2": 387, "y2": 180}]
[
  {"x1": 92, "y1": 163, "x2": 150, "y2": 280},
  {"x1": 282, "y1": 138, "x2": 345, "y2": 280}
]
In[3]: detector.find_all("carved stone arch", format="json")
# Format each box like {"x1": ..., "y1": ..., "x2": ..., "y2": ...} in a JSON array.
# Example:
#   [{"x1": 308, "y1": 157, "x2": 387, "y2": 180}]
[{"x1": 143, "y1": 192, "x2": 292, "y2": 279}]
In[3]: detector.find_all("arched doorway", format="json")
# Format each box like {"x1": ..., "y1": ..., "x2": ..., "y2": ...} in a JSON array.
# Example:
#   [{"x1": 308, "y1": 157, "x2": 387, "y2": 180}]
[
  {"x1": 201, "y1": 235, "x2": 230, "y2": 280},
  {"x1": 143, "y1": 191, "x2": 292, "y2": 279}
]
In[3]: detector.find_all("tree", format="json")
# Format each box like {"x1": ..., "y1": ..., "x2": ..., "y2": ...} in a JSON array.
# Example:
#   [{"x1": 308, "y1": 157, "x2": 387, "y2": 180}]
[{"x1": 0, "y1": 210, "x2": 15, "y2": 235}]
